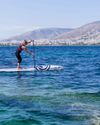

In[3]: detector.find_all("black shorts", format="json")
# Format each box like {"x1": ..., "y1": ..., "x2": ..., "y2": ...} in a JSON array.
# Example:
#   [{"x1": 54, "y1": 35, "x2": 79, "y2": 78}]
[{"x1": 15, "y1": 52, "x2": 22, "y2": 63}]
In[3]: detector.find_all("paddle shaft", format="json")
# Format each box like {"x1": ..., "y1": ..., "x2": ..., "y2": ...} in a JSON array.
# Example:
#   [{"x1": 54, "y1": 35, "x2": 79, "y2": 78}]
[{"x1": 33, "y1": 40, "x2": 36, "y2": 67}]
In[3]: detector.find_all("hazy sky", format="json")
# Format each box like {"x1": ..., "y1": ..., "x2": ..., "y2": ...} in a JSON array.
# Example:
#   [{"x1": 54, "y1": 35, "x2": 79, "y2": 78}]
[{"x1": 0, "y1": 0, "x2": 100, "y2": 39}]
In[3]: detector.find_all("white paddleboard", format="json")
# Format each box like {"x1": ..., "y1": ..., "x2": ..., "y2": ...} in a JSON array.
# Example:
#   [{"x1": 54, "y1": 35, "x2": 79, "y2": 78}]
[{"x1": 0, "y1": 65, "x2": 63, "y2": 72}]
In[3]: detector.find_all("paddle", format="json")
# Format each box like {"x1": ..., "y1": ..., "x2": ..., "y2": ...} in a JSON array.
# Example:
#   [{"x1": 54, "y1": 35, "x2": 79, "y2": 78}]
[{"x1": 32, "y1": 40, "x2": 36, "y2": 68}]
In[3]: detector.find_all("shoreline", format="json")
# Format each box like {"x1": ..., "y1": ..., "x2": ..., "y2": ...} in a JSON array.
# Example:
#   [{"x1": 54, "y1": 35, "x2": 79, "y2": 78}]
[
  {"x1": 0, "y1": 43, "x2": 100, "y2": 46},
  {"x1": 1, "y1": 39, "x2": 100, "y2": 46}
]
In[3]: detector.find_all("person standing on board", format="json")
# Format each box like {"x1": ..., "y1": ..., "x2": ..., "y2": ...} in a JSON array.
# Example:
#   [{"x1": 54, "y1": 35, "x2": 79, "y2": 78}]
[{"x1": 15, "y1": 40, "x2": 34, "y2": 69}]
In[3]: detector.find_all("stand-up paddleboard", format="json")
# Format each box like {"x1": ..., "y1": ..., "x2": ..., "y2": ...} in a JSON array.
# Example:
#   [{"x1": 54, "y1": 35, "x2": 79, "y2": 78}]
[{"x1": 0, "y1": 65, "x2": 63, "y2": 72}]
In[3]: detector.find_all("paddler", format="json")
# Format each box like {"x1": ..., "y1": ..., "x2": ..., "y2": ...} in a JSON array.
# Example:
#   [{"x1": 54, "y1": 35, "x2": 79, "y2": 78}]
[{"x1": 15, "y1": 40, "x2": 34, "y2": 69}]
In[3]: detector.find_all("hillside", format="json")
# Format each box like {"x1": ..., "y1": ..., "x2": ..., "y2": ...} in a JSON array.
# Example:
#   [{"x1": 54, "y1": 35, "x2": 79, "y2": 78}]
[{"x1": 56, "y1": 21, "x2": 100, "y2": 40}]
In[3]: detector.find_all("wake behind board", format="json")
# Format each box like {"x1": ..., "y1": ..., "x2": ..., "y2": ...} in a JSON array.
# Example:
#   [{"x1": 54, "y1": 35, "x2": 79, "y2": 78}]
[{"x1": 0, "y1": 65, "x2": 63, "y2": 72}]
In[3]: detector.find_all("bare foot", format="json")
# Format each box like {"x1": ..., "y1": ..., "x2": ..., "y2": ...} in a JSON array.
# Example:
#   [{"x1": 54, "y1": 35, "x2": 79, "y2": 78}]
[{"x1": 17, "y1": 67, "x2": 22, "y2": 69}]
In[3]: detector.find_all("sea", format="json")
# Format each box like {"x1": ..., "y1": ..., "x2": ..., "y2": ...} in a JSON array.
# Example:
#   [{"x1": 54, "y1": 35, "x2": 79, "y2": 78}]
[{"x1": 0, "y1": 46, "x2": 100, "y2": 125}]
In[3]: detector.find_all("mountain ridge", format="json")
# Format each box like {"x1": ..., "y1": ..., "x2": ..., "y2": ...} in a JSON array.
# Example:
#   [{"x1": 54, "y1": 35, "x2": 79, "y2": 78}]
[
  {"x1": 4, "y1": 28, "x2": 73, "y2": 41},
  {"x1": 55, "y1": 21, "x2": 100, "y2": 40}
]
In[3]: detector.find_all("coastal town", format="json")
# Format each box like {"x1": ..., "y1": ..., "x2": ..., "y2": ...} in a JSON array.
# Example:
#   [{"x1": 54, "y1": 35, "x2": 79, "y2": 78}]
[{"x1": 0, "y1": 37, "x2": 100, "y2": 46}]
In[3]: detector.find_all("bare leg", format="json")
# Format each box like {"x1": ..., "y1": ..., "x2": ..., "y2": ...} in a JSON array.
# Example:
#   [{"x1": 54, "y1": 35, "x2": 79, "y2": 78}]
[{"x1": 17, "y1": 63, "x2": 22, "y2": 69}]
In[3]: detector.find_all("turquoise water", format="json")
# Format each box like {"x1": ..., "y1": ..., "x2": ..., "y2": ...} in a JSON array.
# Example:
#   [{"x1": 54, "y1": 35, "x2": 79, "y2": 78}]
[{"x1": 0, "y1": 46, "x2": 100, "y2": 125}]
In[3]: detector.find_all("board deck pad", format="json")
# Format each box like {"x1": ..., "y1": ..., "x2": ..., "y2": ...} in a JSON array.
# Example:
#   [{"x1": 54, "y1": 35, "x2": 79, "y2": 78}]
[{"x1": 0, "y1": 65, "x2": 63, "y2": 72}]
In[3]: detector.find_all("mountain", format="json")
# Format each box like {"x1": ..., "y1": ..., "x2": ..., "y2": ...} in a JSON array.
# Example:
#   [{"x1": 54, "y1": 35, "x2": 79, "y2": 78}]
[
  {"x1": 5, "y1": 28, "x2": 73, "y2": 41},
  {"x1": 2, "y1": 21, "x2": 100, "y2": 45},
  {"x1": 55, "y1": 21, "x2": 100, "y2": 40}
]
